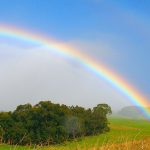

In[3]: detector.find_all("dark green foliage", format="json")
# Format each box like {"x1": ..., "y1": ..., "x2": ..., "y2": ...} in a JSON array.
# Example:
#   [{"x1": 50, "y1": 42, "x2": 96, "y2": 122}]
[{"x1": 0, "y1": 101, "x2": 111, "y2": 145}]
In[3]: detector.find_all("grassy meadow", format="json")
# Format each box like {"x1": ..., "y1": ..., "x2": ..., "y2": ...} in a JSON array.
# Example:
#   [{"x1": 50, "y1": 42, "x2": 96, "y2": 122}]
[{"x1": 0, "y1": 117, "x2": 150, "y2": 150}]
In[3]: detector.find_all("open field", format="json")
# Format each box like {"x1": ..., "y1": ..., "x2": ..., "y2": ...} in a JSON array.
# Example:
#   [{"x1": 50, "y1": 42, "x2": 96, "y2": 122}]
[{"x1": 1, "y1": 117, "x2": 150, "y2": 150}]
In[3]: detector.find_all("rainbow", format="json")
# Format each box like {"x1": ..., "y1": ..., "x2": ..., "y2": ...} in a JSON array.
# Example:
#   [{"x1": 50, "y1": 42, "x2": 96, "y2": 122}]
[{"x1": 0, "y1": 24, "x2": 150, "y2": 119}]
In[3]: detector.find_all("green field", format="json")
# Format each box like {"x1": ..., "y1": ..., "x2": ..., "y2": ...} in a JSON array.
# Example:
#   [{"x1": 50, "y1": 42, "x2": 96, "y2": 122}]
[{"x1": 1, "y1": 117, "x2": 150, "y2": 150}]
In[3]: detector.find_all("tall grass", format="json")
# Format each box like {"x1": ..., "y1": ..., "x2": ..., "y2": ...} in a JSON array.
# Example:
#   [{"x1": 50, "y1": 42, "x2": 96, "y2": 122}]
[{"x1": 1, "y1": 137, "x2": 150, "y2": 150}]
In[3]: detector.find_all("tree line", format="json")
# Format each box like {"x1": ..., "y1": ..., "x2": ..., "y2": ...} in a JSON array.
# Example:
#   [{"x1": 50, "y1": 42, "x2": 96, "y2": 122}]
[{"x1": 0, "y1": 101, "x2": 112, "y2": 145}]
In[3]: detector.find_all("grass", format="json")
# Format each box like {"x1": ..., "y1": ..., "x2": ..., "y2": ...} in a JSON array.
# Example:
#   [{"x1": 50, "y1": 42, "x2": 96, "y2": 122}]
[{"x1": 1, "y1": 117, "x2": 150, "y2": 150}]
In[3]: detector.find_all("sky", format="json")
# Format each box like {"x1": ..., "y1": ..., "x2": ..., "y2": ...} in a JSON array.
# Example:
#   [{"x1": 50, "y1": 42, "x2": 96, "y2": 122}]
[{"x1": 0, "y1": 0, "x2": 150, "y2": 111}]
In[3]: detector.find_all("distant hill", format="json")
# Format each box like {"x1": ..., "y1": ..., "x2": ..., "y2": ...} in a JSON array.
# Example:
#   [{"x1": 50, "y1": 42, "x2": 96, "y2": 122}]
[{"x1": 115, "y1": 106, "x2": 150, "y2": 119}]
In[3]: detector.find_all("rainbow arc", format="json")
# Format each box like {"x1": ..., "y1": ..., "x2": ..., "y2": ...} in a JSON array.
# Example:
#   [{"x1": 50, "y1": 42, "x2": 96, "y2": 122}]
[{"x1": 0, "y1": 24, "x2": 150, "y2": 119}]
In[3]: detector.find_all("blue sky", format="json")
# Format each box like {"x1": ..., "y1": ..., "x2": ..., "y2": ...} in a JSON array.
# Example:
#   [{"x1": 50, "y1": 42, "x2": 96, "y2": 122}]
[{"x1": 0, "y1": 0, "x2": 150, "y2": 110}]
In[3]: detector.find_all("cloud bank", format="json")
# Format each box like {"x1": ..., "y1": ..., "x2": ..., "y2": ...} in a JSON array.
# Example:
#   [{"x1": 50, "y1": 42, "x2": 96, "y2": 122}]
[{"x1": 0, "y1": 41, "x2": 131, "y2": 111}]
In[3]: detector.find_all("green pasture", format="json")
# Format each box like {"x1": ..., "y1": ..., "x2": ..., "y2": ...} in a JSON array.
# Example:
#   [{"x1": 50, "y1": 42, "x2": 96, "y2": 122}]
[{"x1": 1, "y1": 117, "x2": 150, "y2": 150}]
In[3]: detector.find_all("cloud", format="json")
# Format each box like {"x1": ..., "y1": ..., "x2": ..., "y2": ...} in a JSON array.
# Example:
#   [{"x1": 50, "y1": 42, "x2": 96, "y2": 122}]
[
  {"x1": 0, "y1": 41, "x2": 131, "y2": 111},
  {"x1": 68, "y1": 38, "x2": 126, "y2": 68}
]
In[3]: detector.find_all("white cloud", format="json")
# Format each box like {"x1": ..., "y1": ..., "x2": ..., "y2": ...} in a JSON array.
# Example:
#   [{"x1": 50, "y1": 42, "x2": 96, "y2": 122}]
[{"x1": 0, "y1": 42, "x2": 131, "y2": 111}]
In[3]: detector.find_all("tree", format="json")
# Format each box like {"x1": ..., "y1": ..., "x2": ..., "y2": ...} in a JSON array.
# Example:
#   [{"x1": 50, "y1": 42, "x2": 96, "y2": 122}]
[
  {"x1": 92, "y1": 104, "x2": 112, "y2": 133},
  {"x1": 0, "y1": 101, "x2": 112, "y2": 145}
]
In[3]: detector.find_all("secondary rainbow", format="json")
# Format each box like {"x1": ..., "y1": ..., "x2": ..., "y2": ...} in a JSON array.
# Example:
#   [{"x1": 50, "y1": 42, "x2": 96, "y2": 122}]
[{"x1": 0, "y1": 24, "x2": 150, "y2": 119}]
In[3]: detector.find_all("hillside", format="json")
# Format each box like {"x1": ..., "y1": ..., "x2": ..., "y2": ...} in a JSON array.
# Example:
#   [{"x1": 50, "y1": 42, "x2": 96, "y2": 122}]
[{"x1": 116, "y1": 106, "x2": 150, "y2": 119}]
